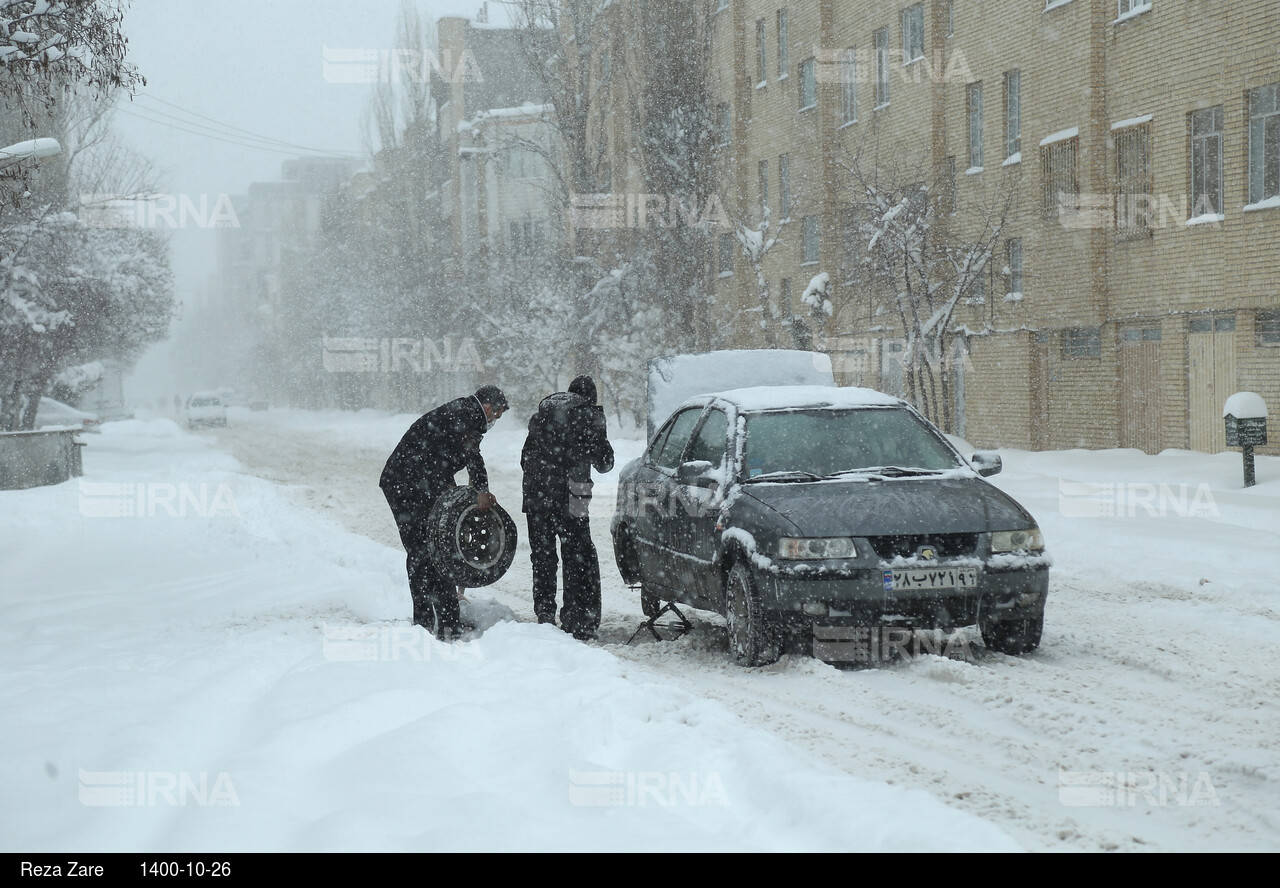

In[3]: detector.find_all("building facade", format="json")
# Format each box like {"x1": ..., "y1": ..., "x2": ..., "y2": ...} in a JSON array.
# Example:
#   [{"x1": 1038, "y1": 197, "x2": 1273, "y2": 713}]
[{"x1": 702, "y1": 0, "x2": 1279, "y2": 454}]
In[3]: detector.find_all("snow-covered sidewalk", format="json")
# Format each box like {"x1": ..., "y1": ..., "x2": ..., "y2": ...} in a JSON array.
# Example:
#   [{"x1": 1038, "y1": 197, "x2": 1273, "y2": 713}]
[{"x1": 1, "y1": 417, "x2": 1019, "y2": 852}]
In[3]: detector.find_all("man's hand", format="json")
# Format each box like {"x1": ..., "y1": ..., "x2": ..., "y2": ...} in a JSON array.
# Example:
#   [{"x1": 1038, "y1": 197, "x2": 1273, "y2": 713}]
[{"x1": 477, "y1": 490, "x2": 497, "y2": 511}]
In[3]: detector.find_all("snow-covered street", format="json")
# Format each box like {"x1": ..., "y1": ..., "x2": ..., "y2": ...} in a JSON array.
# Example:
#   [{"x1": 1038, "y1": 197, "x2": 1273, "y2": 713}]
[{"x1": 3, "y1": 408, "x2": 1278, "y2": 852}]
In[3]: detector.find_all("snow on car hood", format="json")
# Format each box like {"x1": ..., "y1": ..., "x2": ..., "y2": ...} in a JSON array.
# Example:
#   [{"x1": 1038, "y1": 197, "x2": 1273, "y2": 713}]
[{"x1": 737, "y1": 474, "x2": 1036, "y2": 537}]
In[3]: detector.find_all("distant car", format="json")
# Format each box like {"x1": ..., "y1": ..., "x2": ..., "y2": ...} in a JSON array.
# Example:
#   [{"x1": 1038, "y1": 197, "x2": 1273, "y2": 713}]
[
  {"x1": 611, "y1": 386, "x2": 1050, "y2": 666},
  {"x1": 34, "y1": 397, "x2": 101, "y2": 433},
  {"x1": 185, "y1": 392, "x2": 227, "y2": 429}
]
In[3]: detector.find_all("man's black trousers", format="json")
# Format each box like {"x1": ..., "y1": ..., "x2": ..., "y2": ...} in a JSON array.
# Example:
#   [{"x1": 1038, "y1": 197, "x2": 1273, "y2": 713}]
[
  {"x1": 527, "y1": 509, "x2": 600, "y2": 637},
  {"x1": 387, "y1": 490, "x2": 462, "y2": 635}
]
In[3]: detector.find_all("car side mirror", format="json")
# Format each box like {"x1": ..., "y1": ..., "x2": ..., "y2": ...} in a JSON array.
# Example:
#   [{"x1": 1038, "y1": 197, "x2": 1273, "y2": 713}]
[
  {"x1": 970, "y1": 451, "x2": 1002, "y2": 477},
  {"x1": 677, "y1": 460, "x2": 716, "y2": 488}
]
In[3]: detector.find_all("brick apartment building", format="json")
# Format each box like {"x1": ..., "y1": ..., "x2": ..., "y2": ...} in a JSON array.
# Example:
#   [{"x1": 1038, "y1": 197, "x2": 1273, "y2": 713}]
[{"x1": 701, "y1": 0, "x2": 1279, "y2": 454}]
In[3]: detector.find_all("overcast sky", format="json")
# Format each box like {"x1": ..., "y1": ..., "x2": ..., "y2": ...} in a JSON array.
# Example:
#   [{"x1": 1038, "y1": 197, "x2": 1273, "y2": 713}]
[{"x1": 113, "y1": 0, "x2": 498, "y2": 304}]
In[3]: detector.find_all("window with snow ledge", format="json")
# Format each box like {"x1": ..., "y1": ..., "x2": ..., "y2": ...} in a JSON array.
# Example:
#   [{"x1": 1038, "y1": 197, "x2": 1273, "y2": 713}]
[
  {"x1": 1044, "y1": 0, "x2": 1076, "y2": 12},
  {"x1": 1115, "y1": 0, "x2": 1151, "y2": 24}
]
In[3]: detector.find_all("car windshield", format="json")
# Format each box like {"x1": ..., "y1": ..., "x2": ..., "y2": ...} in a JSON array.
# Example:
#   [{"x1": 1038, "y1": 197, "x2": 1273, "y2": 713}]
[
  {"x1": 741, "y1": 407, "x2": 961, "y2": 479},
  {"x1": 191, "y1": 398, "x2": 218, "y2": 408}
]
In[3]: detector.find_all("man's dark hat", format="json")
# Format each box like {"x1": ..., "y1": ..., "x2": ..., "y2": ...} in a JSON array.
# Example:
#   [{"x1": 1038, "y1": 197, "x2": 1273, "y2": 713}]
[
  {"x1": 474, "y1": 384, "x2": 508, "y2": 410},
  {"x1": 568, "y1": 375, "x2": 597, "y2": 404}
]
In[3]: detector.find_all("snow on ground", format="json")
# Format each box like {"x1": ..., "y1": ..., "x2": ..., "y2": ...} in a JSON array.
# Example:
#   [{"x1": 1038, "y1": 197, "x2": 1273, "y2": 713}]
[
  {"x1": 1, "y1": 413, "x2": 1017, "y2": 852},
  {"x1": 3, "y1": 405, "x2": 1278, "y2": 852}
]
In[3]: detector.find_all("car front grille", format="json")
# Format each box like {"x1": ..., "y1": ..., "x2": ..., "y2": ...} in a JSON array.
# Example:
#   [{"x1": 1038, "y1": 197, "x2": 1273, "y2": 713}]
[{"x1": 865, "y1": 533, "x2": 979, "y2": 559}]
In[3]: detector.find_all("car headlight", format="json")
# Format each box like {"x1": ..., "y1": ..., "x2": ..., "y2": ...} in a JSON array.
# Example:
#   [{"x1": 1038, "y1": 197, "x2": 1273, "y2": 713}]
[
  {"x1": 991, "y1": 528, "x2": 1045, "y2": 553},
  {"x1": 777, "y1": 537, "x2": 857, "y2": 560}
]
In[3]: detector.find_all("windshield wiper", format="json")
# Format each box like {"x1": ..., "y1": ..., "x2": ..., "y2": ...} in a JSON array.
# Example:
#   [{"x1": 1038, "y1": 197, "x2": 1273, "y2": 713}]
[
  {"x1": 742, "y1": 470, "x2": 823, "y2": 483},
  {"x1": 824, "y1": 466, "x2": 948, "y2": 479}
]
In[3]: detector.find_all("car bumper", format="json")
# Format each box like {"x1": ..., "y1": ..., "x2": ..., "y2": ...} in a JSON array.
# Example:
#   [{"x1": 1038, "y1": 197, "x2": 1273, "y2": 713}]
[{"x1": 756, "y1": 563, "x2": 1049, "y2": 630}]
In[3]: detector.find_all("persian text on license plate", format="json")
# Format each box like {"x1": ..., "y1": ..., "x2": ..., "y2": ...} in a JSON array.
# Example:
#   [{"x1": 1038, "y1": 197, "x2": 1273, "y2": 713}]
[{"x1": 884, "y1": 567, "x2": 979, "y2": 591}]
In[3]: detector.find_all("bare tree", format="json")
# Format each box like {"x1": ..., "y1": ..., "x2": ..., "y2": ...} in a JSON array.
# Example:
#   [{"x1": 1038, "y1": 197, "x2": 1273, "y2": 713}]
[{"x1": 836, "y1": 135, "x2": 1018, "y2": 431}]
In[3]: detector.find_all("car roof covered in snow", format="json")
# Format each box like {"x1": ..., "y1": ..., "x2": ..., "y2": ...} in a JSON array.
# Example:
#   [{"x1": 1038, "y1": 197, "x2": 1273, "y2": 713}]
[{"x1": 679, "y1": 385, "x2": 907, "y2": 413}]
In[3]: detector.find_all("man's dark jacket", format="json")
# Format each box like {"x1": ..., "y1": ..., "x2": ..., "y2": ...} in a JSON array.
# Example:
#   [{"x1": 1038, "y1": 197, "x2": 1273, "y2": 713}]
[
  {"x1": 521, "y1": 392, "x2": 614, "y2": 515},
  {"x1": 380, "y1": 396, "x2": 489, "y2": 521}
]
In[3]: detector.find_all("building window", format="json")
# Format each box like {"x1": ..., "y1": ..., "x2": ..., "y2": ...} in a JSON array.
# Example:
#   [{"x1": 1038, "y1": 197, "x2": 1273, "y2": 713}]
[
  {"x1": 777, "y1": 9, "x2": 789, "y2": 79},
  {"x1": 1003, "y1": 70, "x2": 1021, "y2": 161},
  {"x1": 717, "y1": 102, "x2": 731, "y2": 147},
  {"x1": 901, "y1": 4, "x2": 925, "y2": 63},
  {"x1": 1118, "y1": 0, "x2": 1151, "y2": 17},
  {"x1": 802, "y1": 215, "x2": 819, "y2": 264},
  {"x1": 779, "y1": 153, "x2": 792, "y2": 219},
  {"x1": 947, "y1": 0, "x2": 954, "y2": 36},
  {"x1": 841, "y1": 207, "x2": 863, "y2": 282},
  {"x1": 1114, "y1": 121, "x2": 1152, "y2": 237},
  {"x1": 967, "y1": 81, "x2": 984, "y2": 171},
  {"x1": 756, "y1": 19, "x2": 768, "y2": 85},
  {"x1": 717, "y1": 0, "x2": 729, "y2": 11},
  {"x1": 1041, "y1": 137, "x2": 1079, "y2": 219},
  {"x1": 840, "y1": 48, "x2": 857, "y2": 125},
  {"x1": 799, "y1": 58, "x2": 816, "y2": 110},
  {"x1": 1006, "y1": 238, "x2": 1023, "y2": 298},
  {"x1": 874, "y1": 27, "x2": 890, "y2": 108},
  {"x1": 1248, "y1": 82, "x2": 1280, "y2": 206},
  {"x1": 1062, "y1": 327, "x2": 1102, "y2": 359},
  {"x1": 718, "y1": 232, "x2": 735, "y2": 275},
  {"x1": 758, "y1": 159, "x2": 769, "y2": 211},
  {"x1": 1257, "y1": 310, "x2": 1280, "y2": 346},
  {"x1": 1190, "y1": 106, "x2": 1223, "y2": 218}
]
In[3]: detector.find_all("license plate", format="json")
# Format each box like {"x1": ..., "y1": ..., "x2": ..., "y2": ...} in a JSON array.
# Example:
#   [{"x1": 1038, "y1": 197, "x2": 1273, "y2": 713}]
[{"x1": 884, "y1": 567, "x2": 979, "y2": 591}]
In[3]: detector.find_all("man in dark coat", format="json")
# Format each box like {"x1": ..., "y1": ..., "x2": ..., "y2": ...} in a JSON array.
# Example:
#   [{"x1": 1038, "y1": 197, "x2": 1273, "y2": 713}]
[
  {"x1": 380, "y1": 384, "x2": 508, "y2": 637},
  {"x1": 521, "y1": 375, "x2": 614, "y2": 639}
]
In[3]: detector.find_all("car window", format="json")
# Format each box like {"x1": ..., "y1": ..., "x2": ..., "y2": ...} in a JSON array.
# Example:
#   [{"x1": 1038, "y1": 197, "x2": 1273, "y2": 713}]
[
  {"x1": 742, "y1": 407, "x2": 960, "y2": 477},
  {"x1": 654, "y1": 408, "x2": 704, "y2": 470},
  {"x1": 686, "y1": 408, "x2": 729, "y2": 467}
]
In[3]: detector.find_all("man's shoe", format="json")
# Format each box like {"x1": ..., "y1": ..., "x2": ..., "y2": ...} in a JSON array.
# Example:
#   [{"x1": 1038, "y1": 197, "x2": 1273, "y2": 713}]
[{"x1": 536, "y1": 613, "x2": 556, "y2": 625}]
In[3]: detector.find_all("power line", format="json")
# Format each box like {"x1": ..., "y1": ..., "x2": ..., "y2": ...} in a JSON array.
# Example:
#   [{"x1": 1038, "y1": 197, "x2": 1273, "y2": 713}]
[
  {"x1": 132, "y1": 93, "x2": 358, "y2": 157},
  {"x1": 116, "y1": 106, "x2": 360, "y2": 160}
]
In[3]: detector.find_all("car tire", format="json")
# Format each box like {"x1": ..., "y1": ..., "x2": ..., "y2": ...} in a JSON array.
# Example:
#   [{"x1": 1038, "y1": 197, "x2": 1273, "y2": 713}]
[
  {"x1": 423, "y1": 487, "x2": 518, "y2": 588},
  {"x1": 981, "y1": 614, "x2": 1043, "y2": 655},
  {"x1": 724, "y1": 560, "x2": 781, "y2": 667}
]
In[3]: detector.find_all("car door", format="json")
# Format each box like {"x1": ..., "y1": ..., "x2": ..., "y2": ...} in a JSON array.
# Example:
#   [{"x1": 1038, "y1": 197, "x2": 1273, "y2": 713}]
[
  {"x1": 640, "y1": 406, "x2": 705, "y2": 592},
  {"x1": 668, "y1": 407, "x2": 730, "y2": 603}
]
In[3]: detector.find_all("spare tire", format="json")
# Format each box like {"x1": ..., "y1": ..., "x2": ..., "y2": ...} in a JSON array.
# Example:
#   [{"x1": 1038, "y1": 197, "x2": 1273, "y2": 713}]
[{"x1": 423, "y1": 487, "x2": 518, "y2": 587}]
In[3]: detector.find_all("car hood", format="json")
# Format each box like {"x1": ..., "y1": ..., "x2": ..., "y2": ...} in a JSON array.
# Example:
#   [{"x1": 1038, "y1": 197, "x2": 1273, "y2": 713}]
[{"x1": 736, "y1": 474, "x2": 1035, "y2": 536}]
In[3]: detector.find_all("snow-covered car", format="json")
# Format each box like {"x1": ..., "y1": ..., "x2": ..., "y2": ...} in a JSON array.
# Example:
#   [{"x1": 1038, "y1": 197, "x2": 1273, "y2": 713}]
[
  {"x1": 611, "y1": 386, "x2": 1050, "y2": 666},
  {"x1": 34, "y1": 398, "x2": 101, "y2": 433},
  {"x1": 185, "y1": 393, "x2": 227, "y2": 429}
]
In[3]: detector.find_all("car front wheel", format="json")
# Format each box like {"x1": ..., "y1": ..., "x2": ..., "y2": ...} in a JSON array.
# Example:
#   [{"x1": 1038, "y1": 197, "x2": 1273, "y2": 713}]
[
  {"x1": 981, "y1": 614, "x2": 1043, "y2": 655},
  {"x1": 724, "y1": 560, "x2": 781, "y2": 667}
]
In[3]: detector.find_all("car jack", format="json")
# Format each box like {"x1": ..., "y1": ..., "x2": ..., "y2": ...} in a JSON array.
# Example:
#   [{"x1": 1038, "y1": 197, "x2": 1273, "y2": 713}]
[{"x1": 627, "y1": 600, "x2": 693, "y2": 645}]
